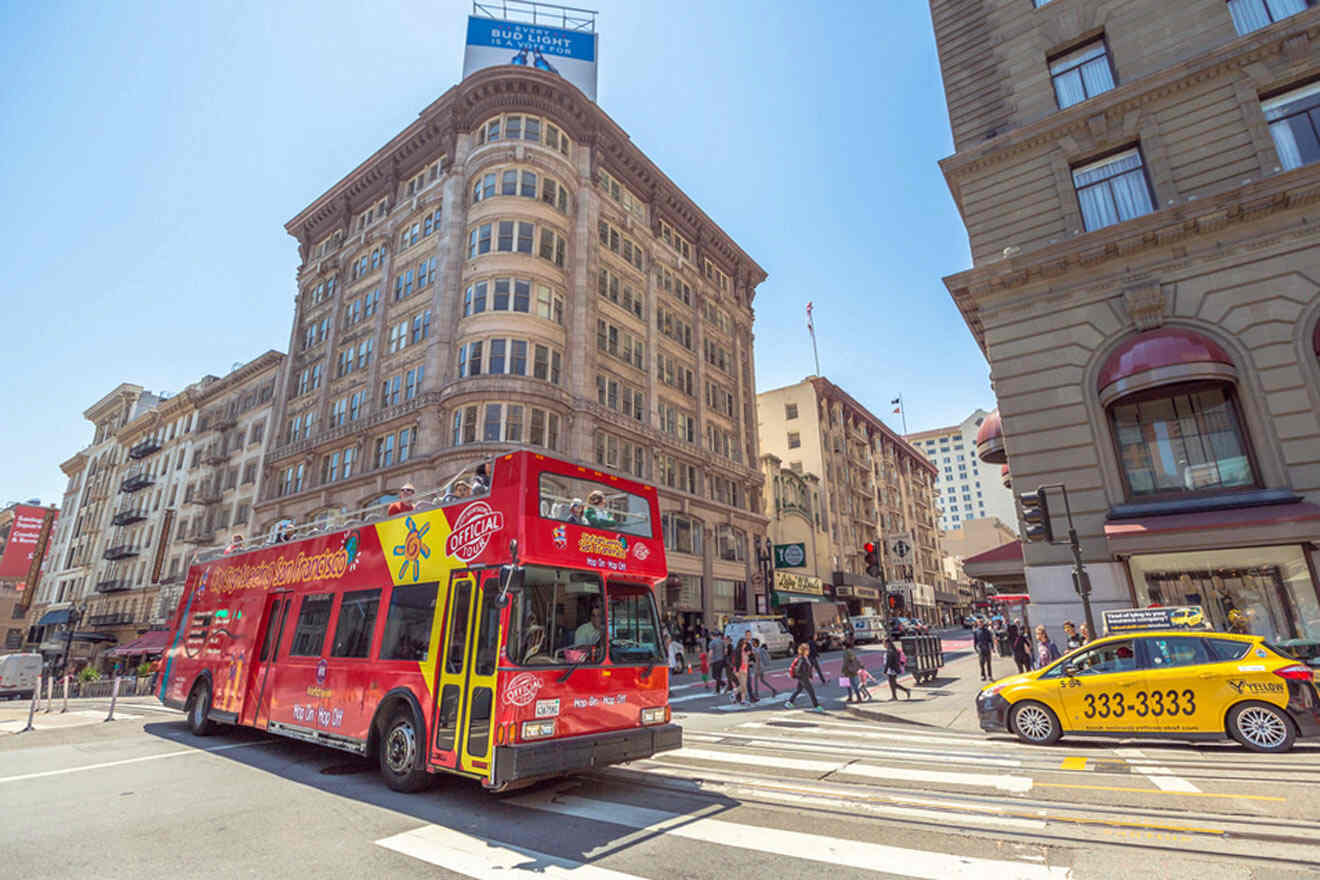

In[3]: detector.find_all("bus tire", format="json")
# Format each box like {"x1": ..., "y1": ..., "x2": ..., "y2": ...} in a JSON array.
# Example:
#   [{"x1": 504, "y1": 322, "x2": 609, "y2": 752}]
[
  {"x1": 379, "y1": 707, "x2": 432, "y2": 793},
  {"x1": 186, "y1": 680, "x2": 215, "y2": 737}
]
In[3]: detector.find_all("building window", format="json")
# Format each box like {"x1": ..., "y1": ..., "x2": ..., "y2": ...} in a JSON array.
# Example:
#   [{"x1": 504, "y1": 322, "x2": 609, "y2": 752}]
[
  {"x1": 1110, "y1": 383, "x2": 1257, "y2": 499},
  {"x1": 1228, "y1": 0, "x2": 1313, "y2": 35},
  {"x1": 785, "y1": 403, "x2": 798, "y2": 420},
  {"x1": 1073, "y1": 148, "x2": 1154, "y2": 231},
  {"x1": 1263, "y1": 81, "x2": 1320, "y2": 171},
  {"x1": 451, "y1": 403, "x2": 558, "y2": 450},
  {"x1": 787, "y1": 431, "x2": 801, "y2": 449},
  {"x1": 1050, "y1": 39, "x2": 1115, "y2": 109},
  {"x1": 660, "y1": 512, "x2": 704, "y2": 556}
]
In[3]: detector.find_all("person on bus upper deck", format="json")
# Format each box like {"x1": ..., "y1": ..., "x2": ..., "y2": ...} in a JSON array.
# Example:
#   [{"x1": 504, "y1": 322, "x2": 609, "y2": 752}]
[
  {"x1": 223, "y1": 534, "x2": 244, "y2": 555},
  {"x1": 273, "y1": 520, "x2": 294, "y2": 544},
  {"x1": 584, "y1": 490, "x2": 614, "y2": 528},
  {"x1": 441, "y1": 480, "x2": 472, "y2": 504},
  {"x1": 565, "y1": 499, "x2": 586, "y2": 524},
  {"x1": 472, "y1": 463, "x2": 490, "y2": 492},
  {"x1": 387, "y1": 484, "x2": 416, "y2": 516}
]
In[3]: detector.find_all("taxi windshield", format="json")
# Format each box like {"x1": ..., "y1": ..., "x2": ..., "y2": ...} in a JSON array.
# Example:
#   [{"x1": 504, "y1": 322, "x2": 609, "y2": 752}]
[{"x1": 507, "y1": 566, "x2": 604, "y2": 666}]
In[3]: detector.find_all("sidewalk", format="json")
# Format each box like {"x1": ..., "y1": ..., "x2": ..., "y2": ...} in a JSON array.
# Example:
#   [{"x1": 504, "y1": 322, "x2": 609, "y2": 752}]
[{"x1": 843, "y1": 649, "x2": 990, "y2": 733}]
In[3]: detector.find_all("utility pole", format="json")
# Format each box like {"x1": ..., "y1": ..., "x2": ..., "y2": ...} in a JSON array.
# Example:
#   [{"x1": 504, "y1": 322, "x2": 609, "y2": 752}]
[{"x1": 1019, "y1": 484, "x2": 1096, "y2": 636}]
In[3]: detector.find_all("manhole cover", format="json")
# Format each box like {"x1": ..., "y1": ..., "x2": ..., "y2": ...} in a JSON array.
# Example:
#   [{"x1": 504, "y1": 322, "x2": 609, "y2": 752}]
[{"x1": 320, "y1": 761, "x2": 372, "y2": 776}]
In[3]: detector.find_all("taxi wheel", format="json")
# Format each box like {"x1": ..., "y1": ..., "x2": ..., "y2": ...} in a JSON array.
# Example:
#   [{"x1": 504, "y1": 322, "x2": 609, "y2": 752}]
[
  {"x1": 1228, "y1": 701, "x2": 1295, "y2": 753},
  {"x1": 1010, "y1": 700, "x2": 1062, "y2": 746}
]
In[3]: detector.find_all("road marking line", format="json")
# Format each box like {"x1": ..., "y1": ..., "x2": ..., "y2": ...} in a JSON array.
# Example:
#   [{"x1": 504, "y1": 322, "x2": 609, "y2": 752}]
[
  {"x1": 509, "y1": 792, "x2": 1071, "y2": 879},
  {"x1": 662, "y1": 747, "x2": 843, "y2": 773},
  {"x1": 735, "y1": 736, "x2": 1024, "y2": 768},
  {"x1": 0, "y1": 739, "x2": 274, "y2": 784},
  {"x1": 1059, "y1": 757, "x2": 1088, "y2": 771},
  {"x1": 734, "y1": 720, "x2": 991, "y2": 747},
  {"x1": 838, "y1": 762, "x2": 1035, "y2": 793},
  {"x1": 376, "y1": 824, "x2": 644, "y2": 879},
  {"x1": 1133, "y1": 766, "x2": 1201, "y2": 793},
  {"x1": 1114, "y1": 748, "x2": 1147, "y2": 758},
  {"x1": 1035, "y1": 781, "x2": 1282, "y2": 801},
  {"x1": 668, "y1": 691, "x2": 719, "y2": 704}
]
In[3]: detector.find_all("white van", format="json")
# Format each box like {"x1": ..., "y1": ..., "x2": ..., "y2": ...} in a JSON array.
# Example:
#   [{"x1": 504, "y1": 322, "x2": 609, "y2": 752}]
[
  {"x1": 850, "y1": 615, "x2": 885, "y2": 644},
  {"x1": 724, "y1": 618, "x2": 794, "y2": 658},
  {"x1": 0, "y1": 653, "x2": 41, "y2": 701}
]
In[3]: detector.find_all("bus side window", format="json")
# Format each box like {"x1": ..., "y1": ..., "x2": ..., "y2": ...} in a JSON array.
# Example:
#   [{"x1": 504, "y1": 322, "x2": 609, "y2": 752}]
[
  {"x1": 380, "y1": 582, "x2": 438, "y2": 661},
  {"x1": 330, "y1": 589, "x2": 382, "y2": 659},
  {"x1": 288, "y1": 594, "x2": 335, "y2": 657}
]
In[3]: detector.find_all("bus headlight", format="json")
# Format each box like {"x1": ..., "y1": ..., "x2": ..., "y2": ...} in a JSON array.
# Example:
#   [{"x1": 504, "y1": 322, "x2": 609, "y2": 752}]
[
  {"x1": 641, "y1": 706, "x2": 667, "y2": 725},
  {"x1": 521, "y1": 720, "x2": 555, "y2": 740}
]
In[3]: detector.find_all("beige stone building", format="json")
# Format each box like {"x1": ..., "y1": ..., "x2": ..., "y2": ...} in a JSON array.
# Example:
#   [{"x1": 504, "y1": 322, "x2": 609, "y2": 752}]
[
  {"x1": 759, "y1": 453, "x2": 837, "y2": 611},
  {"x1": 254, "y1": 66, "x2": 767, "y2": 629},
  {"x1": 26, "y1": 353, "x2": 282, "y2": 668},
  {"x1": 932, "y1": 1, "x2": 1320, "y2": 639},
  {"x1": 757, "y1": 378, "x2": 943, "y2": 619},
  {"x1": 906, "y1": 410, "x2": 1019, "y2": 531}
]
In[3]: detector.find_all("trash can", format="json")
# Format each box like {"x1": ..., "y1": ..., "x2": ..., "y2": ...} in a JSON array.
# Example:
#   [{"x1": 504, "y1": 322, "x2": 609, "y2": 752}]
[{"x1": 900, "y1": 634, "x2": 945, "y2": 685}]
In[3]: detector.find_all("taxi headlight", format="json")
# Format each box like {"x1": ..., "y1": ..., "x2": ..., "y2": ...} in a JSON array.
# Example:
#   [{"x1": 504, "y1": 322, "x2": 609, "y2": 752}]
[
  {"x1": 980, "y1": 681, "x2": 1009, "y2": 699},
  {"x1": 521, "y1": 720, "x2": 555, "y2": 740},
  {"x1": 641, "y1": 706, "x2": 667, "y2": 725}
]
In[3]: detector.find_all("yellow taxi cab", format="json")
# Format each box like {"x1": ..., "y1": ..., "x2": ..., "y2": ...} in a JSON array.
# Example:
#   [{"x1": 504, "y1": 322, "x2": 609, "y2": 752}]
[
  {"x1": 976, "y1": 625, "x2": 1320, "y2": 753},
  {"x1": 1168, "y1": 607, "x2": 1204, "y2": 628}
]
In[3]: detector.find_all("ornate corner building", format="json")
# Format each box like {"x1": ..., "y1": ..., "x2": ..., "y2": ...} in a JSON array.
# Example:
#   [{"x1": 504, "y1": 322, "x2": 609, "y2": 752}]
[
  {"x1": 932, "y1": 1, "x2": 1320, "y2": 640},
  {"x1": 254, "y1": 66, "x2": 769, "y2": 628}
]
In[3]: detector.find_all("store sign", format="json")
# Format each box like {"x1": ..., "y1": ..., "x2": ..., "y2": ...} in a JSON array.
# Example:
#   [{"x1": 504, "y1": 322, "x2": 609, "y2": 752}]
[
  {"x1": 1103, "y1": 606, "x2": 1211, "y2": 634},
  {"x1": 773, "y1": 543, "x2": 806, "y2": 568},
  {"x1": 774, "y1": 571, "x2": 824, "y2": 595},
  {"x1": 462, "y1": 15, "x2": 599, "y2": 101}
]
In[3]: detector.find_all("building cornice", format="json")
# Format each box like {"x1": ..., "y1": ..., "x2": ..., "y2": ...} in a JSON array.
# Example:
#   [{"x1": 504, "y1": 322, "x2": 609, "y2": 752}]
[
  {"x1": 939, "y1": 15, "x2": 1320, "y2": 188},
  {"x1": 82, "y1": 383, "x2": 143, "y2": 422},
  {"x1": 806, "y1": 377, "x2": 939, "y2": 476},
  {"x1": 944, "y1": 162, "x2": 1320, "y2": 352},
  {"x1": 283, "y1": 67, "x2": 765, "y2": 295},
  {"x1": 194, "y1": 350, "x2": 285, "y2": 404}
]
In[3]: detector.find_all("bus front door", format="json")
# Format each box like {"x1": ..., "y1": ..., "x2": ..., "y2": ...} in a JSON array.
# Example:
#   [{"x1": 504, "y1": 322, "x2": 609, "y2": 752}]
[
  {"x1": 242, "y1": 591, "x2": 291, "y2": 728},
  {"x1": 430, "y1": 572, "x2": 502, "y2": 776}
]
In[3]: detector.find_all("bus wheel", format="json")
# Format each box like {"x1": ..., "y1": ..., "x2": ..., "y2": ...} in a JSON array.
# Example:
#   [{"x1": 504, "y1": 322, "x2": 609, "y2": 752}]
[
  {"x1": 379, "y1": 708, "x2": 432, "y2": 793},
  {"x1": 186, "y1": 681, "x2": 215, "y2": 737}
]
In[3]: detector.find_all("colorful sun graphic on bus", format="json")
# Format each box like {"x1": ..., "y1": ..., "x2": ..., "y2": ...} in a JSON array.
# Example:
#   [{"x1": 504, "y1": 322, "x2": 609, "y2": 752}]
[
  {"x1": 341, "y1": 529, "x2": 362, "y2": 570},
  {"x1": 392, "y1": 517, "x2": 430, "y2": 583}
]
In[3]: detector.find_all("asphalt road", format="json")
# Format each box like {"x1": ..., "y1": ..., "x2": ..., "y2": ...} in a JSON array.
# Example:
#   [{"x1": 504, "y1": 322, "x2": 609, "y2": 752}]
[{"x1": 3, "y1": 633, "x2": 1319, "y2": 879}]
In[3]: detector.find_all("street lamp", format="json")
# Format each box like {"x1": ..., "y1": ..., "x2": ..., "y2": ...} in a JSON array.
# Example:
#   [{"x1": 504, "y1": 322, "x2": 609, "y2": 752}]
[
  {"x1": 754, "y1": 536, "x2": 773, "y2": 614},
  {"x1": 60, "y1": 602, "x2": 84, "y2": 681}
]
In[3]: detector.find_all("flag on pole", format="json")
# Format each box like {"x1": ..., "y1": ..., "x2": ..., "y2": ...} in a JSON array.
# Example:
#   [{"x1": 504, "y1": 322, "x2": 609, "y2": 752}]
[
  {"x1": 891, "y1": 396, "x2": 901, "y2": 414},
  {"x1": 806, "y1": 301, "x2": 814, "y2": 331}
]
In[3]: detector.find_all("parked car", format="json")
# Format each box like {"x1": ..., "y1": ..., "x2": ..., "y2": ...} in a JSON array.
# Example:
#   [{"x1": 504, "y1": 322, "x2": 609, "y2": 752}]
[
  {"x1": 851, "y1": 615, "x2": 885, "y2": 644},
  {"x1": 724, "y1": 617, "x2": 795, "y2": 657}
]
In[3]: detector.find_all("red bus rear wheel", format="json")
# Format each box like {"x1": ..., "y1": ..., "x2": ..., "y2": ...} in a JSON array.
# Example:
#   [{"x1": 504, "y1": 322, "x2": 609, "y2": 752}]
[
  {"x1": 379, "y1": 707, "x2": 432, "y2": 792},
  {"x1": 186, "y1": 681, "x2": 215, "y2": 737}
]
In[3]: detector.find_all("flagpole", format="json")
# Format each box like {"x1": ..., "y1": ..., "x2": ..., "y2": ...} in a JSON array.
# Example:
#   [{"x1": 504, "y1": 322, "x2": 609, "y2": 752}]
[
  {"x1": 900, "y1": 394, "x2": 907, "y2": 434},
  {"x1": 806, "y1": 302, "x2": 821, "y2": 376}
]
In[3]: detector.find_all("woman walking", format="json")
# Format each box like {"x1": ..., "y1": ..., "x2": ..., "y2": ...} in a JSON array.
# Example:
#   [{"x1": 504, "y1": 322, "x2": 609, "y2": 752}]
[
  {"x1": 1010, "y1": 620, "x2": 1033, "y2": 674},
  {"x1": 840, "y1": 647, "x2": 865, "y2": 703},
  {"x1": 1035, "y1": 625, "x2": 1061, "y2": 669},
  {"x1": 785, "y1": 643, "x2": 824, "y2": 713},
  {"x1": 883, "y1": 639, "x2": 912, "y2": 701},
  {"x1": 752, "y1": 638, "x2": 778, "y2": 699}
]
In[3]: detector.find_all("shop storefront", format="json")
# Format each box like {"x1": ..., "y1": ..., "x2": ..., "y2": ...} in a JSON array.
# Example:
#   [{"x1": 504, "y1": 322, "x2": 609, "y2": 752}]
[
  {"x1": 834, "y1": 585, "x2": 880, "y2": 617},
  {"x1": 661, "y1": 572, "x2": 706, "y2": 650}
]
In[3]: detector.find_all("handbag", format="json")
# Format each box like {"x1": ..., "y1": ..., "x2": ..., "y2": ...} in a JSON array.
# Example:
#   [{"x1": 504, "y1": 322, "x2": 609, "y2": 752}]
[{"x1": 838, "y1": 676, "x2": 850, "y2": 688}]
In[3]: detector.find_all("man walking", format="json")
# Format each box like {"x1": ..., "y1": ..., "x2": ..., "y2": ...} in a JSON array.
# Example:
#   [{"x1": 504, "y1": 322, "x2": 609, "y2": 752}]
[
  {"x1": 708, "y1": 630, "x2": 726, "y2": 694},
  {"x1": 974, "y1": 620, "x2": 994, "y2": 681},
  {"x1": 752, "y1": 638, "x2": 778, "y2": 698},
  {"x1": 806, "y1": 636, "x2": 827, "y2": 685}
]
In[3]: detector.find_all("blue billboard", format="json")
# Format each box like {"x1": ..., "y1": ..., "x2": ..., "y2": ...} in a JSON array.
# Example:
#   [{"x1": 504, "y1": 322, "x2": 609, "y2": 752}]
[{"x1": 463, "y1": 15, "x2": 598, "y2": 101}]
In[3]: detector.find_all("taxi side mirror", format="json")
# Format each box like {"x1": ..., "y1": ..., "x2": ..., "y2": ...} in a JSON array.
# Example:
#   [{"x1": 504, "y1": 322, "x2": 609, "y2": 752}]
[{"x1": 1064, "y1": 664, "x2": 1079, "y2": 677}]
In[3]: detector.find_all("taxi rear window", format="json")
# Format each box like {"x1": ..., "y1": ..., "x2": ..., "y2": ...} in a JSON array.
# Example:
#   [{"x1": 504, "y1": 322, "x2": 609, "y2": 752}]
[{"x1": 1205, "y1": 638, "x2": 1250, "y2": 662}]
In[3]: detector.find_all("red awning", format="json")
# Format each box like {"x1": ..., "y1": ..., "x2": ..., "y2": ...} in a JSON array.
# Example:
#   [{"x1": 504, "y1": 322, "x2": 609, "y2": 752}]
[
  {"x1": 991, "y1": 593, "x2": 1031, "y2": 604},
  {"x1": 964, "y1": 540, "x2": 1023, "y2": 565},
  {"x1": 108, "y1": 629, "x2": 172, "y2": 657}
]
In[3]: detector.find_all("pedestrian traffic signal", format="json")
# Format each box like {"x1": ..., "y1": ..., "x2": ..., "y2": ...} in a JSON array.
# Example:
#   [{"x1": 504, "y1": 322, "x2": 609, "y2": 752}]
[
  {"x1": 863, "y1": 542, "x2": 881, "y2": 578},
  {"x1": 1019, "y1": 488, "x2": 1054, "y2": 543},
  {"x1": 886, "y1": 591, "x2": 904, "y2": 613}
]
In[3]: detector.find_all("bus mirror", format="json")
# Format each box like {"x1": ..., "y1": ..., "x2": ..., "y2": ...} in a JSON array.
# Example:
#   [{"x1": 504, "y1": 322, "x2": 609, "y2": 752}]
[{"x1": 496, "y1": 539, "x2": 520, "y2": 607}]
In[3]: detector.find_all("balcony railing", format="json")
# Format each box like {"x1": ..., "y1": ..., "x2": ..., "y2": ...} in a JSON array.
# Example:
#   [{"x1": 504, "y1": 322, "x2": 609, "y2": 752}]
[
  {"x1": 103, "y1": 544, "x2": 140, "y2": 561},
  {"x1": 120, "y1": 472, "x2": 154, "y2": 493},
  {"x1": 182, "y1": 531, "x2": 216, "y2": 545},
  {"x1": 111, "y1": 507, "x2": 147, "y2": 526},
  {"x1": 185, "y1": 492, "x2": 222, "y2": 506},
  {"x1": 89, "y1": 612, "x2": 134, "y2": 626},
  {"x1": 95, "y1": 578, "x2": 130, "y2": 594},
  {"x1": 210, "y1": 414, "x2": 237, "y2": 432},
  {"x1": 202, "y1": 449, "x2": 231, "y2": 466},
  {"x1": 128, "y1": 438, "x2": 162, "y2": 459}
]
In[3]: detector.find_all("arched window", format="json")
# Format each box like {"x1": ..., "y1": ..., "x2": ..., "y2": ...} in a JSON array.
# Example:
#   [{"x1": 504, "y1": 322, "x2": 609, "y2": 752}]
[{"x1": 1099, "y1": 329, "x2": 1257, "y2": 499}]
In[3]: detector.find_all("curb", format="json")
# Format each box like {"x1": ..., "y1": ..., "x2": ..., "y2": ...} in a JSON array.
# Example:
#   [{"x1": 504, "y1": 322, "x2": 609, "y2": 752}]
[{"x1": 842, "y1": 704, "x2": 941, "y2": 727}]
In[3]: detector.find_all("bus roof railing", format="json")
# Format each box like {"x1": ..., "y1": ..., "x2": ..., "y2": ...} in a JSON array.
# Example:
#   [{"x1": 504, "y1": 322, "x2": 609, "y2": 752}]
[{"x1": 193, "y1": 453, "x2": 509, "y2": 565}]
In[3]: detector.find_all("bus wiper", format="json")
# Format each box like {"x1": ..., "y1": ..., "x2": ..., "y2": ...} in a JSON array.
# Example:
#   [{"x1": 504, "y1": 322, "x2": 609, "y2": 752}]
[{"x1": 556, "y1": 656, "x2": 589, "y2": 684}]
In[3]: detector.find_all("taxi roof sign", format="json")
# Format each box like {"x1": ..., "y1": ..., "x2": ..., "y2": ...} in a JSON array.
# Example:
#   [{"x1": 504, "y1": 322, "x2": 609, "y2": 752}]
[{"x1": 1103, "y1": 605, "x2": 1212, "y2": 634}]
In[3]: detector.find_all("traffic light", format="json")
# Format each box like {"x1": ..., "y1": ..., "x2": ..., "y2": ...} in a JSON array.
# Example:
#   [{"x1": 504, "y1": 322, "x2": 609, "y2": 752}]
[
  {"x1": 886, "y1": 591, "x2": 905, "y2": 613},
  {"x1": 863, "y1": 542, "x2": 881, "y2": 578},
  {"x1": 1019, "y1": 488, "x2": 1054, "y2": 543}
]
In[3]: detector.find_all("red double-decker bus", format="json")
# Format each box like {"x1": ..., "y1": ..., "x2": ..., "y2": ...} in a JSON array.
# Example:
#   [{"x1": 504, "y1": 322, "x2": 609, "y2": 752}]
[{"x1": 157, "y1": 450, "x2": 680, "y2": 792}]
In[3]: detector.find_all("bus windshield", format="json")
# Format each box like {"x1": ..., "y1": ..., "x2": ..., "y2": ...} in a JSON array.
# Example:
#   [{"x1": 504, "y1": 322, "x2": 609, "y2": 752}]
[
  {"x1": 607, "y1": 585, "x2": 664, "y2": 664},
  {"x1": 508, "y1": 565, "x2": 605, "y2": 666},
  {"x1": 537, "y1": 473, "x2": 653, "y2": 538}
]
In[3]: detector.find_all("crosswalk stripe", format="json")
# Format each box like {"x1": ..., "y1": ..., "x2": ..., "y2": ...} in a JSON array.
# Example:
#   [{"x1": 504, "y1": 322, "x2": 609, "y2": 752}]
[
  {"x1": 687, "y1": 731, "x2": 1023, "y2": 768},
  {"x1": 376, "y1": 823, "x2": 645, "y2": 878},
  {"x1": 1133, "y1": 766, "x2": 1201, "y2": 793},
  {"x1": 655, "y1": 746, "x2": 1034, "y2": 792},
  {"x1": 735, "y1": 720, "x2": 1006, "y2": 749},
  {"x1": 509, "y1": 791, "x2": 1070, "y2": 879}
]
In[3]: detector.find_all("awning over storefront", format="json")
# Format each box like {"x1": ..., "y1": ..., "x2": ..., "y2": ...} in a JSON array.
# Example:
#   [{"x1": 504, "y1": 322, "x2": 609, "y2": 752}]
[
  {"x1": 1105, "y1": 502, "x2": 1320, "y2": 555},
  {"x1": 37, "y1": 608, "x2": 72, "y2": 626},
  {"x1": 108, "y1": 629, "x2": 171, "y2": 657}
]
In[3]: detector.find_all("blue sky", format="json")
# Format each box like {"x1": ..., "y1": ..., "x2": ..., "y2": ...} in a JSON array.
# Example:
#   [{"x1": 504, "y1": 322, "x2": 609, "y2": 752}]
[{"x1": 0, "y1": 0, "x2": 982, "y2": 507}]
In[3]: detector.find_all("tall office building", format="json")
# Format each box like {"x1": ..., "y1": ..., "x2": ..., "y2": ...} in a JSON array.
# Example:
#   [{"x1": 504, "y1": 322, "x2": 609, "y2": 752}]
[
  {"x1": 932, "y1": 1, "x2": 1320, "y2": 638},
  {"x1": 905, "y1": 409, "x2": 1019, "y2": 531},
  {"x1": 254, "y1": 65, "x2": 768, "y2": 627},
  {"x1": 758, "y1": 378, "x2": 944, "y2": 620}
]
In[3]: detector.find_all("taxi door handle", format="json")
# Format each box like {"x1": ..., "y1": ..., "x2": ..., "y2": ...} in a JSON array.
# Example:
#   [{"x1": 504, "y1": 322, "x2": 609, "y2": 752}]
[{"x1": 1197, "y1": 672, "x2": 1216, "y2": 679}]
